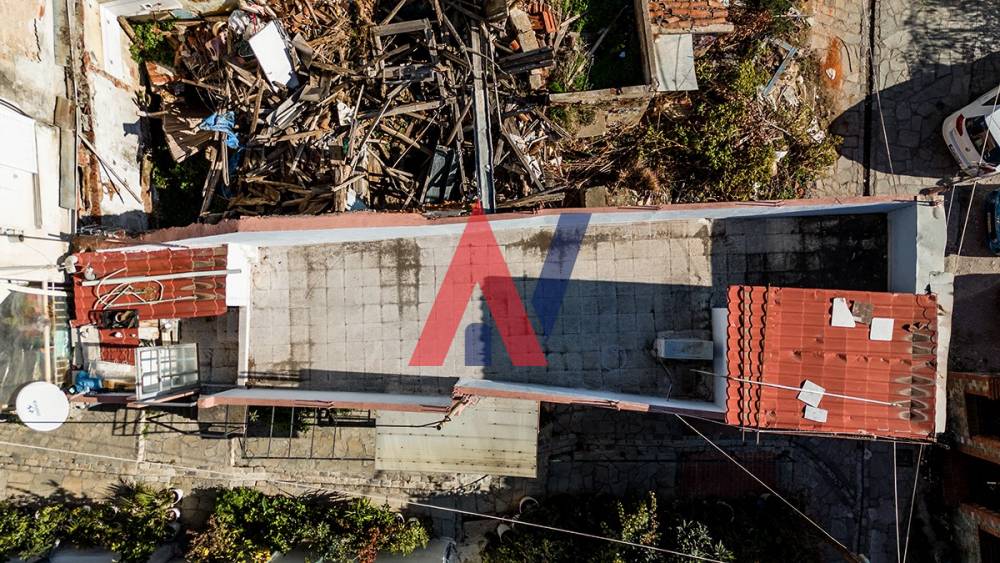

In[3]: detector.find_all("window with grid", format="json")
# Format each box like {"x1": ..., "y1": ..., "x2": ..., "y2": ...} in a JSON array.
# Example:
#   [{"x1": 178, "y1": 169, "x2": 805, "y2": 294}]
[{"x1": 135, "y1": 344, "x2": 199, "y2": 400}]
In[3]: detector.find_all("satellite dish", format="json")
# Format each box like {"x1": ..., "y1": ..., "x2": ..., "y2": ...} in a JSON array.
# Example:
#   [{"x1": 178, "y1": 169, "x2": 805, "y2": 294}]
[{"x1": 16, "y1": 382, "x2": 70, "y2": 432}]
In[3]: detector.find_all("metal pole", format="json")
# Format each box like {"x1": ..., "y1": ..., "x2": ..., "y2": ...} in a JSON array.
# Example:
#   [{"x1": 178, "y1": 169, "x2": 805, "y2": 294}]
[
  {"x1": 81, "y1": 269, "x2": 240, "y2": 287},
  {"x1": 287, "y1": 406, "x2": 294, "y2": 458},
  {"x1": 470, "y1": 27, "x2": 495, "y2": 212},
  {"x1": 266, "y1": 406, "x2": 276, "y2": 457}
]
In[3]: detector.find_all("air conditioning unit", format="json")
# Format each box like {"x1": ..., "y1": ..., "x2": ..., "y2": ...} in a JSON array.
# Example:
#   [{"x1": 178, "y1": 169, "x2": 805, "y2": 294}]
[{"x1": 654, "y1": 338, "x2": 713, "y2": 360}]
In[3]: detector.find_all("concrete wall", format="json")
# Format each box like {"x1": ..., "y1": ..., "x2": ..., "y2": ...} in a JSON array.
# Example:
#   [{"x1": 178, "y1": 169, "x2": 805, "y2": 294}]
[
  {"x1": 0, "y1": 104, "x2": 72, "y2": 283},
  {"x1": 887, "y1": 201, "x2": 946, "y2": 293},
  {"x1": 153, "y1": 199, "x2": 912, "y2": 249},
  {"x1": 0, "y1": 0, "x2": 69, "y2": 123}
]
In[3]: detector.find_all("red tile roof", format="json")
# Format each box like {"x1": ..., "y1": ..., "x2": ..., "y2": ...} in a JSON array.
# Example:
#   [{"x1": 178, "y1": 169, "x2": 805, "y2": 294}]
[
  {"x1": 98, "y1": 327, "x2": 139, "y2": 364},
  {"x1": 726, "y1": 286, "x2": 938, "y2": 440},
  {"x1": 71, "y1": 247, "x2": 228, "y2": 328}
]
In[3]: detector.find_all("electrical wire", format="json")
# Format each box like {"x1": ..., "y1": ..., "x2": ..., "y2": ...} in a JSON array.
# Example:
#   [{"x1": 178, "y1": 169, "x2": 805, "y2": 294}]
[
  {"x1": 957, "y1": 85, "x2": 1000, "y2": 256},
  {"x1": 0, "y1": 438, "x2": 726, "y2": 562},
  {"x1": 900, "y1": 444, "x2": 925, "y2": 563},
  {"x1": 678, "y1": 412, "x2": 932, "y2": 446},
  {"x1": 674, "y1": 414, "x2": 855, "y2": 557},
  {"x1": 691, "y1": 369, "x2": 907, "y2": 408},
  {"x1": 872, "y1": 30, "x2": 896, "y2": 188},
  {"x1": 893, "y1": 442, "x2": 900, "y2": 563}
]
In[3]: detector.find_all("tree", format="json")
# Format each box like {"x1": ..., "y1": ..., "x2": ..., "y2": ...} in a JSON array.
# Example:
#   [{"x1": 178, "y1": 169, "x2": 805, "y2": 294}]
[{"x1": 480, "y1": 493, "x2": 734, "y2": 563}]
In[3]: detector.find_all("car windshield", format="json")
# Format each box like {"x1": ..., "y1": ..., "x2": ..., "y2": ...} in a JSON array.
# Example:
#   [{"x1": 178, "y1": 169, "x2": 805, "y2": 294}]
[{"x1": 966, "y1": 115, "x2": 1000, "y2": 166}]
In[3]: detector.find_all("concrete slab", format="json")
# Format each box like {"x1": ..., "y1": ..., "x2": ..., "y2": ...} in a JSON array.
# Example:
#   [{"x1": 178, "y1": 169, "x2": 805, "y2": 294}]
[
  {"x1": 244, "y1": 213, "x2": 891, "y2": 399},
  {"x1": 653, "y1": 34, "x2": 698, "y2": 92}
]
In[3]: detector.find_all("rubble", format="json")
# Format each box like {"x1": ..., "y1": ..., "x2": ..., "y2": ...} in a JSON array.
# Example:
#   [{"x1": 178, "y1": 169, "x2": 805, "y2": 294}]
[{"x1": 139, "y1": 0, "x2": 584, "y2": 218}]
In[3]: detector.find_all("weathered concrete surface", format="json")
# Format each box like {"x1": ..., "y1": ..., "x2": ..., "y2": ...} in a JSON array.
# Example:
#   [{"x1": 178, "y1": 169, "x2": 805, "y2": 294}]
[
  {"x1": 64, "y1": 0, "x2": 150, "y2": 230},
  {"x1": 0, "y1": 0, "x2": 68, "y2": 123},
  {"x1": 0, "y1": 0, "x2": 74, "y2": 283},
  {"x1": 944, "y1": 182, "x2": 1000, "y2": 373},
  {"x1": 246, "y1": 215, "x2": 888, "y2": 397},
  {"x1": 0, "y1": 403, "x2": 917, "y2": 563}
]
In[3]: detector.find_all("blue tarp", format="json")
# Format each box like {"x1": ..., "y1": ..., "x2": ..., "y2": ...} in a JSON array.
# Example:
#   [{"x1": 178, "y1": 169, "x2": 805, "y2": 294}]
[{"x1": 198, "y1": 112, "x2": 241, "y2": 149}]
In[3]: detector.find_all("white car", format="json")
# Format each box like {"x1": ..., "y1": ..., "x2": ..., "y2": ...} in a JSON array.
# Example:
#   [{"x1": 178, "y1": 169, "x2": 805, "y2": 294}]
[{"x1": 943, "y1": 84, "x2": 1000, "y2": 177}]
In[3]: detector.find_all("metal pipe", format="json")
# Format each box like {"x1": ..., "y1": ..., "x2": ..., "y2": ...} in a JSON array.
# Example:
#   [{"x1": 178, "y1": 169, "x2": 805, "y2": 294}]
[
  {"x1": 82, "y1": 269, "x2": 240, "y2": 287},
  {"x1": 0, "y1": 282, "x2": 68, "y2": 297},
  {"x1": 42, "y1": 280, "x2": 52, "y2": 383}
]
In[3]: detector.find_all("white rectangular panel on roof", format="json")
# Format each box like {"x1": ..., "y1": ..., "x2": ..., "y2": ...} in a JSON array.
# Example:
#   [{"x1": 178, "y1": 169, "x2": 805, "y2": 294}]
[
  {"x1": 376, "y1": 397, "x2": 539, "y2": 477},
  {"x1": 803, "y1": 405, "x2": 828, "y2": 423},
  {"x1": 797, "y1": 379, "x2": 825, "y2": 407},
  {"x1": 831, "y1": 297, "x2": 855, "y2": 328},
  {"x1": 226, "y1": 244, "x2": 258, "y2": 306},
  {"x1": 653, "y1": 34, "x2": 698, "y2": 92},
  {"x1": 870, "y1": 317, "x2": 895, "y2": 341}
]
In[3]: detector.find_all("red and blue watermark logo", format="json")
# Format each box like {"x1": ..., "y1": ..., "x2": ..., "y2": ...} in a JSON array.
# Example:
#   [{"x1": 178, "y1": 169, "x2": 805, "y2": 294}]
[{"x1": 409, "y1": 207, "x2": 590, "y2": 367}]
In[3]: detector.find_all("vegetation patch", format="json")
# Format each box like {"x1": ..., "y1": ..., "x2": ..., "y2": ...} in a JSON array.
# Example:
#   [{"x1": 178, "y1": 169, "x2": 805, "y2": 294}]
[
  {"x1": 151, "y1": 143, "x2": 210, "y2": 229},
  {"x1": 0, "y1": 482, "x2": 176, "y2": 563},
  {"x1": 479, "y1": 492, "x2": 822, "y2": 562},
  {"x1": 0, "y1": 485, "x2": 429, "y2": 563},
  {"x1": 189, "y1": 488, "x2": 428, "y2": 563},
  {"x1": 550, "y1": 0, "x2": 644, "y2": 92},
  {"x1": 129, "y1": 20, "x2": 176, "y2": 65},
  {"x1": 480, "y1": 493, "x2": 734, "y2": 563},
  {"x1": 552, "y1": 1, "x2": 840, "y2": 205}
]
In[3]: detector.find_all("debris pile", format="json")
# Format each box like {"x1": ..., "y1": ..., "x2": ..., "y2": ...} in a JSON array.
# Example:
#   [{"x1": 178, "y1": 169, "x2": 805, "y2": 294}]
[{"x1": 140, "y1": 0, "x2": 590, "y2": 218}]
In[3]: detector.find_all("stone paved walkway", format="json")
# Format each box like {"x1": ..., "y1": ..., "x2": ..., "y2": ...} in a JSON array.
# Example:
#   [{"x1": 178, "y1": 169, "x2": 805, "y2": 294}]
[{"x1": 812, "y1": 0, "x2": 1000, "y2": 198}]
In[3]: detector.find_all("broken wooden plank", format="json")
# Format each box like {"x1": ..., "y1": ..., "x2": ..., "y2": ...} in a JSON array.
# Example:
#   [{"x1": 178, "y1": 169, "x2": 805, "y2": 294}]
[{"x1": 372, "y1": 19, "x2": 431, "y2": 36}]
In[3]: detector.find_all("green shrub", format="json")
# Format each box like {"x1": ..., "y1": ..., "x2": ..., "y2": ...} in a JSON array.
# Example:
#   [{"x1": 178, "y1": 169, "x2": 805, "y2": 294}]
[
  {"x1": 745, "y1": 0, "x2": 795, "y2": 16},
  {"x1": 672, "y1": 520, "x2": 734, "y2": 563},
  {"x1": 151, "y1": 145, "x2": 209, "y2": 228},
  {"x1": 731, "y1": 48, "x2": 771, "y2": 98},
  {"x1": 20, "y1": 505, "x2": 69, "y2": 559},
  {"x1": 109, "y1": 483, "x2": 174, "y2": 563},
  {"x1": 0, "y1": 483, "x2": 176, "y2": 563},
  {"x1": 0, "y1": 503, "x2": 30, "y2": 559},
  {"x1": 188, "y1": 489, "x2": 429, "y2": 563},
  {"x1": 667, "y1": 99, "x2": 776, "y2": 202},
  {"x1": 129, "y1": 20, "x2": 175, "y2": 65},
  {"x1": 480, "y1": 493, "x2": 732, "y2": 563}
]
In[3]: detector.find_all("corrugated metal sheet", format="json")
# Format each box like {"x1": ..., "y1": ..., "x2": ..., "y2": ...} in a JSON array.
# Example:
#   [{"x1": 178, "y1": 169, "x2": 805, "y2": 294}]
[
  {"x1": 71, "y1": 247, "x2": 228, "y2": 327},
  {"x1": 726, "y1": 286, "x2": 938, "y2": 440},
  {"x1": 375, "y1": 397, "x2": 539, "y2": 477}
]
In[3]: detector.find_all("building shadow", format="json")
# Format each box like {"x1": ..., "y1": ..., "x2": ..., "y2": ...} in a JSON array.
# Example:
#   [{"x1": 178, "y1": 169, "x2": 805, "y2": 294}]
[
  {"x1": 944, "y1": 184, "x2": 996, "y2": 258},
  {"x1": 829, "y1": 52, "x2": 1000, "y2": 181},
  {"x1": 479, "y1": 214, "x2": 889, "y2": 392},
  {"x1": 902, "y1": 0, "x2": 1000, "y2": 87},
  {"x1": 950, "y1": 273, "x2": 1000, "y2": 373},
  {"x1": 77, "y1": 209, "x2": 150, "y2": 234}
]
